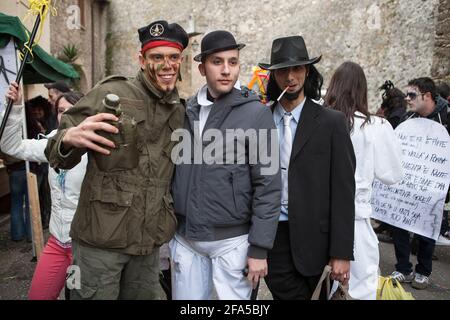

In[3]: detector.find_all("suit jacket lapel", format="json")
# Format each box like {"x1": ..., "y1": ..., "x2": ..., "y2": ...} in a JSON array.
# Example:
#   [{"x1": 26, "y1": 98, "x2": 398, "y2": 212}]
[{"x1": 290, "y1": 98, "x2": 321, "y2": 162}]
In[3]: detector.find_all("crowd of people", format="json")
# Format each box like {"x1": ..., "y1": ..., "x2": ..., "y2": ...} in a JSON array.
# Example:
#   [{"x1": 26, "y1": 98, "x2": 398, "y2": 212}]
[
  {"x1": 375, "y1": 78, "x2": 450, "y2": 290},
  {"x1": 0, "y1": 19, "x2": 449, "y2": 300}
]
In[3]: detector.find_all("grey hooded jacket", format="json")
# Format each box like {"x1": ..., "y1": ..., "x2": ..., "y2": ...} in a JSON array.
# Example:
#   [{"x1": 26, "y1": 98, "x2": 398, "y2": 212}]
[{"x1": 171, "y1": 87, "x2": 281, "y2": 259}]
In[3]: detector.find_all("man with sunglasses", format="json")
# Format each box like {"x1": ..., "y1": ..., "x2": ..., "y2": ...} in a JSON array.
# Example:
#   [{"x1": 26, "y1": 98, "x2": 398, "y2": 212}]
[
  {"x1": 390, "y1": 77, "x2": 449, "y2": 290},
  {"x1": 403, "y1": 79, "x2": 449, "y2": 129},
  {"x1": 45, "y1": 20, "x2": 188, "y2": 299}
]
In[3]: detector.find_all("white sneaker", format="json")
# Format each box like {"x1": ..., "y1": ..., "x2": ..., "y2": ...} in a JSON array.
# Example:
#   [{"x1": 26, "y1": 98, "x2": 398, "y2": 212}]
[
  {"x1": 412, "y1": 273, "x2": 429, "y2": 290},
  {"x1": 390, "y1": 271, "x2": 414, "y2": 283},
  {"x1": 436, "y1": 235, "x2": 450, "y2": 245}
]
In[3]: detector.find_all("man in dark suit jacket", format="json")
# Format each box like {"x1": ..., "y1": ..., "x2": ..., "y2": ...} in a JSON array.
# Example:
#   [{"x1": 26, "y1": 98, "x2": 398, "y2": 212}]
[{"x1": 259, "y1": 36, "x2": 356, "y2": 300}]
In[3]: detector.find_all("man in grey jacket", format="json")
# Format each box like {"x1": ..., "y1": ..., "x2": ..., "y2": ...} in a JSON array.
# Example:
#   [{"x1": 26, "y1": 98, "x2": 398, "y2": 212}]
[{"x1": 169, "y1": 30, "x2": 281, "y2": 299}]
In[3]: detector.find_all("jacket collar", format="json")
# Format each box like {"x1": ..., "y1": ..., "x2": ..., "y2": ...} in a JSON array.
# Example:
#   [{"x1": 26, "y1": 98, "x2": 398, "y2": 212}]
[
  {"x1": 186, "y1": 85, "x2": 257, "y2": 134},
  {"x1": 197, "y1": 80, "x2": 242, "y2": 107},
  {"x1": 273, "y1": 97, "x2": 305, "y2": 125}
]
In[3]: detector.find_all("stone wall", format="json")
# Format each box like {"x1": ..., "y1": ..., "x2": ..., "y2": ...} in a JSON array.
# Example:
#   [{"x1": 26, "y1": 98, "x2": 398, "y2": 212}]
[
  {"x1": 50, "y1": 0, "x2": 109, "y2": 92},
  {"x1": 431, "y1": 0, "x2": 450, "y2": 84},
  {"x1": 107, "y1": 0, "x2": 449, "y2": 109}
]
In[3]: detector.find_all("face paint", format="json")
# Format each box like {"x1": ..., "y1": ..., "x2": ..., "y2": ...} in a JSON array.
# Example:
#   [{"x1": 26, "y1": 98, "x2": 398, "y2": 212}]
[
  {"x1": 144, "y1": 61, "x2": 182, "y2": 93},
  {"x1": 144, "y1": 62, "x2": 164, "y2": 91},
  {"x1": 142, "y1": 46, "x2": 183, "y2": 93},
  {"x1": 156, "y1": 63, "x2": 165, "y2": 73}
]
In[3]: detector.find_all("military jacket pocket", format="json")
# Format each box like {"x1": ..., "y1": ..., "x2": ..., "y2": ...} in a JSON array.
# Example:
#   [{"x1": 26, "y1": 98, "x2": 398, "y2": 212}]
[
  {"x1": 154, "y1": 195, "x2": 177, "y2": 246},
  {"x1": 83, "y1": 187, "x2": 133, "y2": 248},
  {"x1": 121, "y1": 98, "x2": 147, "y2": 152}
]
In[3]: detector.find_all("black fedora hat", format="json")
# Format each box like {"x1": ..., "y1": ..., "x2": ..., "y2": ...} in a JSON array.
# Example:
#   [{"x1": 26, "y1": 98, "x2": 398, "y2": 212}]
[
  {"x1": 259, "y1": 36, "x2": 321, "y2": 70},
  {"x1": 194, "y1": 30, "x2": 245, "y2": 62}
]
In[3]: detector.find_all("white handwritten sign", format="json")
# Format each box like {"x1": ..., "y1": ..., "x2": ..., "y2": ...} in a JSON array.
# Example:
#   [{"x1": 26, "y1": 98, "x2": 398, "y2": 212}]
[{"x1": 371, "y1": 118, "x2": 450, "y2": 240}]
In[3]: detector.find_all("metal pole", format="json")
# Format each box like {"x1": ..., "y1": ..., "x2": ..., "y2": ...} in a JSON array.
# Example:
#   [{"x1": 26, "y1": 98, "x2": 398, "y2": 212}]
[{"x1": 0, "y1": 10, "x2": 44, "y2": 141}]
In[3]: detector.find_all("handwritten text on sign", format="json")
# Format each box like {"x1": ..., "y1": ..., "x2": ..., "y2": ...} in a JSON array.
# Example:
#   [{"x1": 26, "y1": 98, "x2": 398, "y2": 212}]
[{"x1": 371, "y1": 118, "x2": 450, "y2": 240}]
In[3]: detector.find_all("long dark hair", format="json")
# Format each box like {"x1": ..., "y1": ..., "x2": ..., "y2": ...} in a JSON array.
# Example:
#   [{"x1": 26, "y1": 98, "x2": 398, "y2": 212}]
[
  {"x1": 266, "y1": 64, "x2": 323, "y2": 102},
  {"x1": 324, "y1": 61, "x2": 370, "y2": 131}
]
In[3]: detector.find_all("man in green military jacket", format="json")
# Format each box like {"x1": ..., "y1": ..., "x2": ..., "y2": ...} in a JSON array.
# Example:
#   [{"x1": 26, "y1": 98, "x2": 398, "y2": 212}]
[{"x1": 45, "y1": 20, "x2": 188, "y2": 299}]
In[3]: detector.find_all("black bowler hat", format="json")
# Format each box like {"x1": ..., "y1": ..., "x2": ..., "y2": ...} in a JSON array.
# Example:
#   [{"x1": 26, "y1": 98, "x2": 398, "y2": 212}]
[
  {"x1": 259, "y1": 36, "x2": 321, "y2": 70},
  {"x1": 138, "y1": 20, "x2": 189, "y2": 53},
  {"x1": 193, "y1": 30, "x2": 245, "y2": 62}
]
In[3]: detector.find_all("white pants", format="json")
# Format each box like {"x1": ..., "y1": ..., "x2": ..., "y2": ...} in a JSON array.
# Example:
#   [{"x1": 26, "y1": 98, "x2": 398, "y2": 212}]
[
  {"x1": 348, "y1": 218, "x2": 380, "y2": 300},
  {"x1": 169, "y1": 233, "x2": 252, "y2": 300}
]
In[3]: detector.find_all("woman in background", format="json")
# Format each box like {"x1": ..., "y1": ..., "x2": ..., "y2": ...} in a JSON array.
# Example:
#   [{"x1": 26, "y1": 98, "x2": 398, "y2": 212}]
[
  {"x1": 324, "y1": 61, "x2": 403, "y2": 299},
  {"x1": 2, "y1": 83, "x2": 85, "y2": 300}
]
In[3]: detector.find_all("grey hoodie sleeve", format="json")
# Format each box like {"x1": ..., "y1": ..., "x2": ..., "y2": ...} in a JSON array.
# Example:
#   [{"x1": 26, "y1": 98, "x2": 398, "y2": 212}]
[{"x1": 247, "y1": 104, "x2": 281, "y2": 259}]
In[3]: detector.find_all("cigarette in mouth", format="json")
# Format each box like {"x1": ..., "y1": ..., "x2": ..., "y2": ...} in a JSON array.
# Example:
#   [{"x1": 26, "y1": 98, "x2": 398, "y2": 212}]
[{"x1": 277, "y1": 87, "x2": 289, "y2": 101}]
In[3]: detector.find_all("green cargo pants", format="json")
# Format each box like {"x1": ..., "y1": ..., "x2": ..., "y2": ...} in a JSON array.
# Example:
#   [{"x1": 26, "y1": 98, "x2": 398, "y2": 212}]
[{"x1": 70, "y1": 240, "x2": 161, "y2": 300}]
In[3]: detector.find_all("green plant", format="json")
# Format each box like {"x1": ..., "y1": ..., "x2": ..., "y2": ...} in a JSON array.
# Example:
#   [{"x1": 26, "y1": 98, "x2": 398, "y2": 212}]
[
  {"x1": 58, "y1": 44, "x2": 83, "y2": 91},
  {"x1": 62, "y1": 44, "x2": 79, "y2": 63}
]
